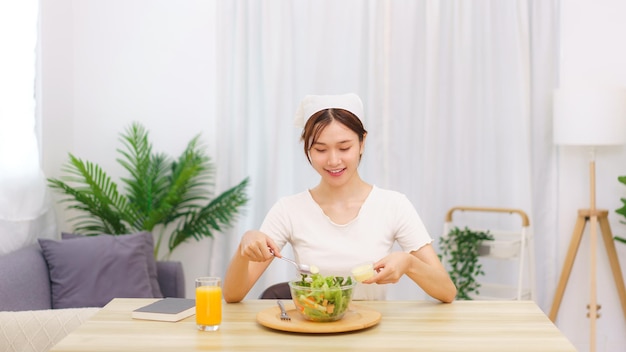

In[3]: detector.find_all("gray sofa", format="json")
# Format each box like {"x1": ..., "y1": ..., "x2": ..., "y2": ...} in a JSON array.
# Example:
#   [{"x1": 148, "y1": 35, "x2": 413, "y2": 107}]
[
  {"x1": 0, "y1": 243, "x2": 185, "y2": 311},
  {"x1": 0, "y1": 242, "x2": 185, "y2": 352}
]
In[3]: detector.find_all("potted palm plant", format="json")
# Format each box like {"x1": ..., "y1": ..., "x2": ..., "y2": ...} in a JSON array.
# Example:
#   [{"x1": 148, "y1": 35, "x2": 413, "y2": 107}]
[{"x1": 48, "y1": 121, "x2": 249, "y2": 259}]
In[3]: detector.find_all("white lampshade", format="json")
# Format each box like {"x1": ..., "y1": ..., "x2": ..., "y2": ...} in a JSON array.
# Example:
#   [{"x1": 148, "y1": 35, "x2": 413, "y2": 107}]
[{"x1": 553, "y1": 86, "x2": 626, "y2": 146}]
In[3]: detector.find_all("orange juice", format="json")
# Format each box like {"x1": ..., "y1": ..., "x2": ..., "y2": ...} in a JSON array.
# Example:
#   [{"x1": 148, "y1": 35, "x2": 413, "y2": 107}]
[
  {"x1": 196, "y1": 285, "x2": 222, "y2": 327},
  {"x1": 195, "y1": 276, "x2": 222, "y2": 331}
]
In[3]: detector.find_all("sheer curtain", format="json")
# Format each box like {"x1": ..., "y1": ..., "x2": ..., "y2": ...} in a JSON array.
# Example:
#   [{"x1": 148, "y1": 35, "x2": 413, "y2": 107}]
[
  {"x1": 0, "y1": 0, "x2": 57, "y2": 255},
  {"x1": 212, "y1": 0, "x2": 559, "y2": 309},
  {"x1": 0, "y1": 0, "x2": 558, "y2": 309}
]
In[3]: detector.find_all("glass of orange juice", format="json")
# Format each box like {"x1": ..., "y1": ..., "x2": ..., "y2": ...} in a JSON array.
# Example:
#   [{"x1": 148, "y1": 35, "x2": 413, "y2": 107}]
[{"x1": 195, "y1": 277, "x2": 222, "y2": 331}]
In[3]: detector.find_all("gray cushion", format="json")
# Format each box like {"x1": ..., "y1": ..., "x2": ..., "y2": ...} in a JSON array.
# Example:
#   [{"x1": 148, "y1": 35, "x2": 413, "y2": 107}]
[
  {"x1": 0, "y1": 244, "x2": 52, "y2": 311},
  {"x1": 38, "y1": 232, "x2": 155, "y2": 308},
  {"x1": 61, "y1": 232, "x2": 162, "y2": 298}
]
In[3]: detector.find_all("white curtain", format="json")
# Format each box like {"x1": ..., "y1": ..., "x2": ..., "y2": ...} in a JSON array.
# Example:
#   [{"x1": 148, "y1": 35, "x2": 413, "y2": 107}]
[
  {"x1": 2, "y1": 0, "x2": 558, "y2": 310},
  {"x1": 0, "y1": 0, "x2": 57, "y2": 255},
  {"x1": 211, "y1": 0, "x2": 559, "y2": 309}
]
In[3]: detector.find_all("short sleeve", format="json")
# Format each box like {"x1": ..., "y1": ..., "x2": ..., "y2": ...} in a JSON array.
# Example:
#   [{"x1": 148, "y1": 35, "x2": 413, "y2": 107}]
[{"x1": 390, "y1": 193, "x2": 433, "y2": 252}]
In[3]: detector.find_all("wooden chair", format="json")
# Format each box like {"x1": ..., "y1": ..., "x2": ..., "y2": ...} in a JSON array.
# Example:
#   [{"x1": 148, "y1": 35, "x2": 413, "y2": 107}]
[{"x1": 258, "y1": 282, "x2": 291, "y2": 299}]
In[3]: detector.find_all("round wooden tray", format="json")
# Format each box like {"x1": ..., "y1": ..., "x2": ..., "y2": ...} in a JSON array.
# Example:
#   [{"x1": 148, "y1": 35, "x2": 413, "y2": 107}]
[{"x1": 256, "y1": 302, "x2": 381, "y2": 333}]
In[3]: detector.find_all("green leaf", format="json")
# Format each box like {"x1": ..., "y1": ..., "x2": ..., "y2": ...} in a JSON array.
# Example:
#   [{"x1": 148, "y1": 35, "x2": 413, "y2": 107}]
[
  {"x1": 47, "y1": 122, "x2": 250, "y2": 259},
  {"x1": 47, "y1": 154, "x2": 135, "y2": 234},
  {"x1": 167, "y1": 177, "x2": 250, "y2": 252},
  {"x1": 616, "y1": 198, "x2": 626, "y2": 219},
  {"x1": 615, "y1": 175, "x2": 626, "y2": 246}
]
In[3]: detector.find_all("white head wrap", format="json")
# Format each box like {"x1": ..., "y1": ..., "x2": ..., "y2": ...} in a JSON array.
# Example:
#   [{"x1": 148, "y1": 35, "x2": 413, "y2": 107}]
[{"x1": 293, "y1": 93, "x2": 364, "y2": 128}]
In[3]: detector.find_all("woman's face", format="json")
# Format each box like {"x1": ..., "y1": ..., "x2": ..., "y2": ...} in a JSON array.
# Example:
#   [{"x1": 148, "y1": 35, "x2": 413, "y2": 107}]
[{"x1": 308, "y1": 120, "x2": 365, "y2": 187}]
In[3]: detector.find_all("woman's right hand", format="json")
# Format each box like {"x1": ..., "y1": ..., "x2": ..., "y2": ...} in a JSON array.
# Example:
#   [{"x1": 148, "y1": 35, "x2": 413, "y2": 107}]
[
  {"x1": 238, "y1": 230, "x2": 280, "y2": 262},
  {"x1": 224, "y1": 230, "x2": 279, "y2": 303}
]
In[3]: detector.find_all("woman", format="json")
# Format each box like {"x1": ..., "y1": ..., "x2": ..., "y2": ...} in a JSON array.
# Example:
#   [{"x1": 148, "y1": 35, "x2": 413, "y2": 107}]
[{"x1": 223, "y1": 93, "x2": 456, "y2": 303}]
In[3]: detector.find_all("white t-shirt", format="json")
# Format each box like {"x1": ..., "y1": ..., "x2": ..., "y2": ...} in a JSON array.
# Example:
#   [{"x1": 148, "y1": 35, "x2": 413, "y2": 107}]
[{"x1": 260, "y1": 185, "x2": 432, "y2": 300}]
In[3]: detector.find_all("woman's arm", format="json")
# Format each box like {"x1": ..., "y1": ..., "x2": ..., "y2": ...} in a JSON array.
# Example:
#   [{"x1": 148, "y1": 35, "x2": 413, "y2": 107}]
[
  {"x1": 365, "y1": 244, "x2": 457, "y2": 303},
  {"x1": 222, "y1": 230, "x2": 280, "y2": 303}
]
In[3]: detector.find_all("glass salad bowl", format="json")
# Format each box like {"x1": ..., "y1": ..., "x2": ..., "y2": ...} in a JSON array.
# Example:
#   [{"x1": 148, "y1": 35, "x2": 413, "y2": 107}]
[{"x1": 288, "y1": 274, "x2": 355, "y2": 322}]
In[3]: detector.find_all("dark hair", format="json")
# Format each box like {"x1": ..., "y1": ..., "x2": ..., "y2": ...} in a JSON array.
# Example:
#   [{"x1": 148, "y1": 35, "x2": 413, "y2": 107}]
[{"x1": 300, "y1": 108, "x2": 367, "y2": 164}]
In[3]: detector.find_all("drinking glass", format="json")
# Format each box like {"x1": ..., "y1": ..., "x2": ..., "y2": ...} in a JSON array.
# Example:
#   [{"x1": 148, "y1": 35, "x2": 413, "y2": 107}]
[{"x1": 195, "y1": 277, "x2": 222, "y2": 331}]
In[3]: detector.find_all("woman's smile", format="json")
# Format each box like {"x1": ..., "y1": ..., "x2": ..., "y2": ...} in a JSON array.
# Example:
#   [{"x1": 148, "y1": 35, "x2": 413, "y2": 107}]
[{"x1": 326, "y1": 167, "x2": 346, "y2": 176}]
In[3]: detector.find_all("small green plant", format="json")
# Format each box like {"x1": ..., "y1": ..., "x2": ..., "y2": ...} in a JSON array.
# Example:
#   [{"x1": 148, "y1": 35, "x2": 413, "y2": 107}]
[
  {"x1": 616, "y1": 175, "x2": 626, "y2": 244},
  {"x1": 48, "y1": 122, "x2": 250, "y2": 259},
  {"x1": 439, "y1": 226, "x2": 494, "y2": 300}
]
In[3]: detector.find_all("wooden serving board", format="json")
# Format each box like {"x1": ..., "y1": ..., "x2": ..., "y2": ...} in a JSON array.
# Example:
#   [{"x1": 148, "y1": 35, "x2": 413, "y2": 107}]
[{"x1": 256, "y1": 302, "x2": 381, "y2": 333}]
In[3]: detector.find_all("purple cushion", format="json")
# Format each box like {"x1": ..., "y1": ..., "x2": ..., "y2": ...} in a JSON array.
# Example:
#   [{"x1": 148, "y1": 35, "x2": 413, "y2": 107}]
[
  {"x1": 61, "y1": 232, "x2": 162, "y2": 298},
  {"x1": 38, "y1": 232, "x2": 156, "y2": 308}
]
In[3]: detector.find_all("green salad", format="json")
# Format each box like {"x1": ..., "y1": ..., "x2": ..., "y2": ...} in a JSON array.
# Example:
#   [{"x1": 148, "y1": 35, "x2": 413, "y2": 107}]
[{"x1": 290, "y1": 273, "x2": 354, "y2": 322}]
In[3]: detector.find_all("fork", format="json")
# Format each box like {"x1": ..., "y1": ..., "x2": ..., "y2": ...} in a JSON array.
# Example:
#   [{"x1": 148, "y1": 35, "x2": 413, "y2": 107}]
[
  {"x1": 277, "y1": 300, "x2": 291, "y2": 321},
  {"x1": 269, "y1": 249, "x2": 318, "y2": 275}
]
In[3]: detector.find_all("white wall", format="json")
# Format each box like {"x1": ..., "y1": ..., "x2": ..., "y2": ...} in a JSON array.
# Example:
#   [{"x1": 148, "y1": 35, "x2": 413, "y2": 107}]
[
  {"x1": 39, "y1": 1, "x2": 626, "y2": 351},
  {"x1": 556, "y1": 1, "x2": 626, "y2": 351},
  {"x1": 40, "y1": 0, "x2": 220, "y2": 298}
]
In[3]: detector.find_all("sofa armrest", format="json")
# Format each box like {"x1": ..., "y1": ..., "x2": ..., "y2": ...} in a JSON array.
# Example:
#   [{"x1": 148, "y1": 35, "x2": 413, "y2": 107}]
[
  {"x1": 0, "y1": 307, "x2": 99, "y2": 352},
  {"x1": 156, "y1": 261, "x2": 185, "y2": 298}
]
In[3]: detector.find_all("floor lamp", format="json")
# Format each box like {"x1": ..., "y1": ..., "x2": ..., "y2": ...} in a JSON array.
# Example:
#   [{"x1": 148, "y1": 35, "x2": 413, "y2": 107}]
[{"x1": 550, "y1": 86, "x2": 626, "y2": 352}]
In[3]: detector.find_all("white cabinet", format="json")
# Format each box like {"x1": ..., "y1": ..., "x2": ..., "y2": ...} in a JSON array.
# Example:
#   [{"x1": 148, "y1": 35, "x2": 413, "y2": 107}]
[{"x1": 442, "y1": 206, "x2": 535, "y2": 301}]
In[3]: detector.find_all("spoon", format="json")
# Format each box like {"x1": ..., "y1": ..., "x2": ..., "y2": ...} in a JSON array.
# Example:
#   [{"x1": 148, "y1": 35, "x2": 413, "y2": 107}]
[{"x1": 270, "y1": 249, "x2": 319, "y2": 275}]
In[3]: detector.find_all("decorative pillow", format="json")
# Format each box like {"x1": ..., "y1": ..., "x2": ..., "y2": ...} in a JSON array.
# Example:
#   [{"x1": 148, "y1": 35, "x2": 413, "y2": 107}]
[
  {"x1": 61, "y1": 232, "x2": 163, "y2": 298},
  {"x1": 38, "y1": 232, "x2": 156, "y2": 309}
]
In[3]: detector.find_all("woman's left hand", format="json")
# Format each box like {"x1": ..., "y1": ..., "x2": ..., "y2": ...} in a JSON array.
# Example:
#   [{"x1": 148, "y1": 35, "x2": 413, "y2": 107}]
[{"x1": 363, "y1": 252, "x2": 412, "y2": 284}]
